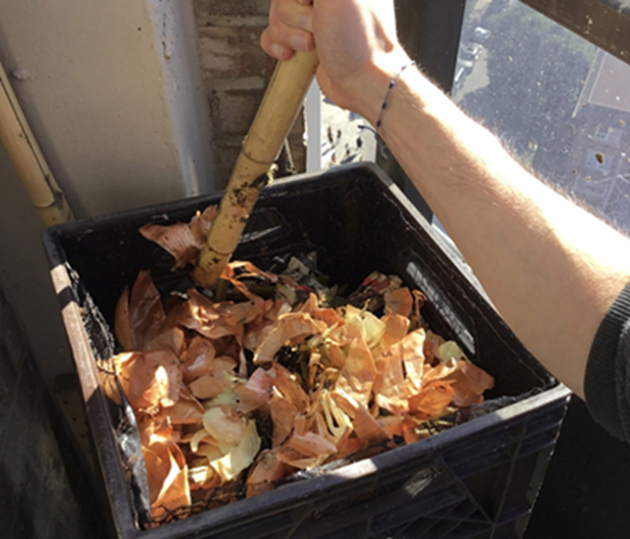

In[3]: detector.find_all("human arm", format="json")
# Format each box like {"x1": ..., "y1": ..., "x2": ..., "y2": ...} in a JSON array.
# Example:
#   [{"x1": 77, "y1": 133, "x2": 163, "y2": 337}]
[{"x1": 261, "y1": 0, "x2": 630, "y2": 404}]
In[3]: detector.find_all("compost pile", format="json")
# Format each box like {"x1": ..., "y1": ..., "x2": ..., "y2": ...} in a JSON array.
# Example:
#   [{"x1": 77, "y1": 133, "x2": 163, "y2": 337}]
[{"x1": 101, "y1": 206, "x2": 495, "y2": 524}]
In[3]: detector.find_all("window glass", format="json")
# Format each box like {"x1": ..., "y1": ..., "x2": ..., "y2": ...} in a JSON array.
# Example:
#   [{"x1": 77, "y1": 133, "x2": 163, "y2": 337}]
[{"x1": 453, "y1": 0, "x2": 630, "y2": 233}]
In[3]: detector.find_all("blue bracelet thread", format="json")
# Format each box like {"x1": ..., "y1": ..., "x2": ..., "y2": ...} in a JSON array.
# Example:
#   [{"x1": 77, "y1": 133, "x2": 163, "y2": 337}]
[{"x1": 375, "y1": 61, "x2": 416, "y2": 131}]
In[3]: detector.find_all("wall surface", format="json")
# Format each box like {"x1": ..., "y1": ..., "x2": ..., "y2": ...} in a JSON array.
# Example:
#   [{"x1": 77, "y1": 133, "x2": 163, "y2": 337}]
[
  {"x1": 0, "y1": 286, "x2": 103, "y2": 539},
  {"x1": 0, "y1": 0, "x2": 216, "y2": 218},
  {"x1": 0, "y1": 143, "x2": 72, "y2": 388}
]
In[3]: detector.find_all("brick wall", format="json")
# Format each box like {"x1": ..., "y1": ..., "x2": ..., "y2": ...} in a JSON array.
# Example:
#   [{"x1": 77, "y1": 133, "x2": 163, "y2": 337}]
[{"x1": 194, "y1": 0, "x2": 306, "y2": 185}]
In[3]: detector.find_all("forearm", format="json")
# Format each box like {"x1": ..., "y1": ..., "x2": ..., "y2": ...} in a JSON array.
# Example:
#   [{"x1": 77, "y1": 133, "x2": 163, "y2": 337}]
[{"x1": 371, "y1": 63, "x2": 630, "y2": 396}]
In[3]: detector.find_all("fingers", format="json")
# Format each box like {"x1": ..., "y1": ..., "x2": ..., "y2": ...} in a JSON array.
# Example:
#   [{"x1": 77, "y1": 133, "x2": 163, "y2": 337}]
[
  {"x1": 260, "y1": 28, "x2": 295, "y2": 61},
  {"x1": 261, "y1": 0, "x2": 315, "y2": 60}
]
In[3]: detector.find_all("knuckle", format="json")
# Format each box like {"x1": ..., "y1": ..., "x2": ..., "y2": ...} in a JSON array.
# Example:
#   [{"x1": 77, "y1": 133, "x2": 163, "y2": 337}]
[{"x1": 260, "y1": 28, "x2": 272, "y2": 50}]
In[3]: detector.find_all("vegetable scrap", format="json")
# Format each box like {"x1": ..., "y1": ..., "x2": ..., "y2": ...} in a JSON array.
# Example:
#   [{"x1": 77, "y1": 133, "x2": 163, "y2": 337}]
[{"x1": 102, "y1": 207, "x2": 495, "y2": 523}]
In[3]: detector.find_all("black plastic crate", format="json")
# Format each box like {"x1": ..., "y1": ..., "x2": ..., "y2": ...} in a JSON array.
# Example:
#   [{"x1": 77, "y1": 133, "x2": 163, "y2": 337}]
[{"x1": 43, "y1": 163, "x2": 570, "y2": 539}]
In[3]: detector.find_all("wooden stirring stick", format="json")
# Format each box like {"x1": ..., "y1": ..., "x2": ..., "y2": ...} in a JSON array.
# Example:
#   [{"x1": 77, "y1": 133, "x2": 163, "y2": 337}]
[{"x1": 193, "y1": 50, "x2": 319, "y2": 288}]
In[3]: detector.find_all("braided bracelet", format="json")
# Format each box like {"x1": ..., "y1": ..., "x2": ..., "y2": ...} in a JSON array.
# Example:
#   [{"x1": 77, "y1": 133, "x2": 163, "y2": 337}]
[{"x1": 375, "y1": 61, "x2": 416, "y2": 131}]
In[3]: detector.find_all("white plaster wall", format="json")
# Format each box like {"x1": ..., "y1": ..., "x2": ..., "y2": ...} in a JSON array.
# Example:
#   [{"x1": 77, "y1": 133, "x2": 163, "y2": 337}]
[
  {"x1": 0, "y1": 0, "x2": 217, "y2": 388},
  {"x1": 0, "y1": 0, "x2": 216, "y2": 218},
  {"x1": 148, "y1": 0, "x2": 215, "y2": 197}
]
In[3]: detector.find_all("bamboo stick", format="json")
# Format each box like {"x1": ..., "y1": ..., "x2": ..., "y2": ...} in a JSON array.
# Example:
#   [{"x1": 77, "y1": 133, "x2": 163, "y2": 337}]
[
  {"x1": 0, "y1": 63, "x2": 73, "y2": 226},
  {"x1": 193, "y1": 50, "x2": 319, "y2": 288}
]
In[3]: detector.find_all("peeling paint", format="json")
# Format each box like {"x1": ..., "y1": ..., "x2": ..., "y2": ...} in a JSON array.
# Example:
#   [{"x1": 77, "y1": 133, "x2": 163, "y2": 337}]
[
  {"x1": 161, "y1": 12, "x2": 175, "y2": 59},
  {"x1": 11, "y1": 69, "x2": 31, "y2": 81}
]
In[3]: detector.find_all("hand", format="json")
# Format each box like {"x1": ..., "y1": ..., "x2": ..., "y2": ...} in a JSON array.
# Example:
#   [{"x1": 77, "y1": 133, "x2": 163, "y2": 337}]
[{"x1": 261, "y1": 0, "x2": 410, "y2": 124}]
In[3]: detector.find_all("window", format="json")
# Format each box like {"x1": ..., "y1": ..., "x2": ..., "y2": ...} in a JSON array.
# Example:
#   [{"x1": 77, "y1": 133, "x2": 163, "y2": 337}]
[{"x1": 453, "y1": 0, "x2": 630, "y2": 233}]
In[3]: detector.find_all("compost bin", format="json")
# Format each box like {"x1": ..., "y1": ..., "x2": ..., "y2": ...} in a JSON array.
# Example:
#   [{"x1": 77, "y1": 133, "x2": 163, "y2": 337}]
[{"x1": 43, "y1": 162, "x2": 571, "y2": 539}]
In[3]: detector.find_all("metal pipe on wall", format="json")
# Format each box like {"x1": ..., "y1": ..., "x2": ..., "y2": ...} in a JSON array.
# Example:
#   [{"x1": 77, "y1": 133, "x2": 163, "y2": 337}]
[{"x1": 0, "y1": 62, "x2": 73, "y2": 226}]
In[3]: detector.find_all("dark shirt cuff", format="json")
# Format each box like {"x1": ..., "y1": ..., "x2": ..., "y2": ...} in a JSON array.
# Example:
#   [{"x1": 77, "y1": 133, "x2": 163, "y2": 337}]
[{"x1": 584, "y1": 281, "x2": 630, "y2": 440}]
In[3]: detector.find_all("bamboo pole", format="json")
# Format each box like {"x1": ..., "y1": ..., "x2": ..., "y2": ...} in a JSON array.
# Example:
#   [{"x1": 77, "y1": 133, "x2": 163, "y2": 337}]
[
  {"x1": 0, "y1": 63, "x2": 73, "y2": 226},
  {"x1": 193, "y1": 50, "x2": 319, "y2": 288}
]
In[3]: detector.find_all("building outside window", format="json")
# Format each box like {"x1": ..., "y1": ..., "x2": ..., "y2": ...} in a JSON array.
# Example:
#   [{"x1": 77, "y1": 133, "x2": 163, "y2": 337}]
[{"x1": 453, "y1": 0, "x2": 630, "y2": 233}]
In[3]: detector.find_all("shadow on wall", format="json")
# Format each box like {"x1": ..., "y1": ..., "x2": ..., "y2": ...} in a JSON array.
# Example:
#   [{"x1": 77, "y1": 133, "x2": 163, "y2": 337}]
[{"x1": 0, "y1": 287, "x2": 105, "y2": 539}]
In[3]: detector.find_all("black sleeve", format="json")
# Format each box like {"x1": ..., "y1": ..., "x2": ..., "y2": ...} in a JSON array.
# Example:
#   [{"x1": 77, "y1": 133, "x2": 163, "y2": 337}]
[{"x1": 584, "y1": 281, "x2": 630, "y2": 441}]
